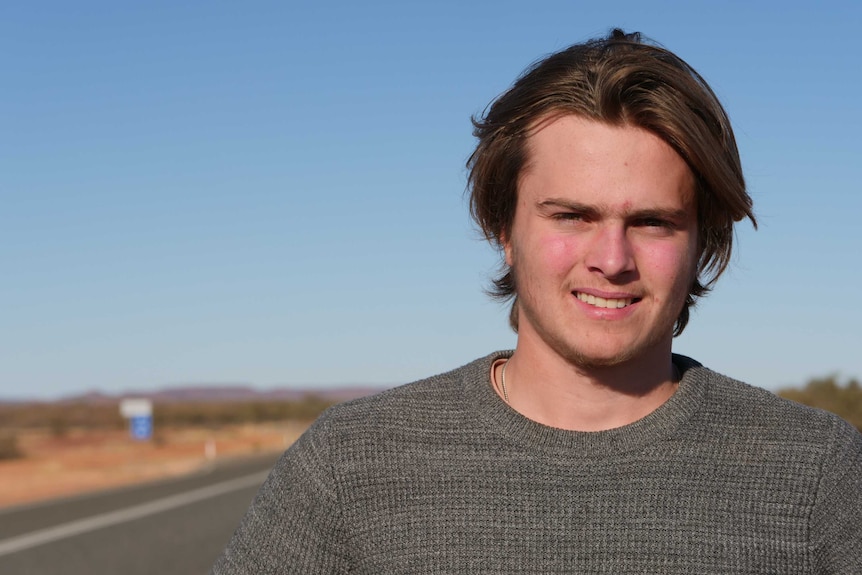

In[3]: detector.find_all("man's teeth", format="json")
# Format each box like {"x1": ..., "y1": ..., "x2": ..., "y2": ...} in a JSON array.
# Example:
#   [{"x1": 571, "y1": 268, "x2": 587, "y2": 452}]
[{"x1": 576, "y1": 292, "x2": 633, "y2": 309}]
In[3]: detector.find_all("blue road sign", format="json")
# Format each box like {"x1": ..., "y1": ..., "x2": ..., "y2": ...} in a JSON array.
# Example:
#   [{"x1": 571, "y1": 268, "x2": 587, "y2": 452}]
[{"x1": 130, "y1": 415, "x2": 153, "y2": 441}]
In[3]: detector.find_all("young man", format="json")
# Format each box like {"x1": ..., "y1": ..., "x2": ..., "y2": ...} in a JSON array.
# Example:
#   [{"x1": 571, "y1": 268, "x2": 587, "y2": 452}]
[{"x1": 213, "y1": 30, "x2": 862, "y2": 573}]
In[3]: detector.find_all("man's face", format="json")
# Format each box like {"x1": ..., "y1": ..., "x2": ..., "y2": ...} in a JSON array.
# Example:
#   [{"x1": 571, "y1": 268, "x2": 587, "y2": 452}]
[{"x1": 504, "y1": 114, "x2": 698, "y2": 369}]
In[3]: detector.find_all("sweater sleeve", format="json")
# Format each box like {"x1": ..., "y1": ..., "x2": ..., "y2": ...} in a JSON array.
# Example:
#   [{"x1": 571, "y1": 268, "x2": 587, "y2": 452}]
[
  {"x1": 211, "y1": 415, "x2": 350, "y2": 574},
  {"x1": 810, "y1": 416, "x2": 862, "y2": 574}
]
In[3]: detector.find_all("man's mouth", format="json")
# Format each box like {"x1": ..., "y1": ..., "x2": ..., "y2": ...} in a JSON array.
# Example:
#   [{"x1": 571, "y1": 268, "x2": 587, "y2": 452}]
[{"x1": 574, "y1": 292, "x2": 638, "y2": 309}]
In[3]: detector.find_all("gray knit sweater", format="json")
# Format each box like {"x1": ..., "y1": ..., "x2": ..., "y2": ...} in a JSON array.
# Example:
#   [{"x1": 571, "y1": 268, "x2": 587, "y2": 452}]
[{"x1": 212, "y1": 352, "x2": 862, "y2": 573}]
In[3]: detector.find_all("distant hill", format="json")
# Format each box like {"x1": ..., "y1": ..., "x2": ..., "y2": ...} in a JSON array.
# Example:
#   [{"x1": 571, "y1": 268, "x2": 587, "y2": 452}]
[{"x1": 0, "y1": 384, "x2": 388, "y2": 405}]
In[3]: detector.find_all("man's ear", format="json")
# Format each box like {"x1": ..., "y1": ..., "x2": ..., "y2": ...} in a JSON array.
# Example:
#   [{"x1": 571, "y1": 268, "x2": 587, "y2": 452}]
[{"x1": 501, "y1": 231, "x2": 514, "y2": 266}]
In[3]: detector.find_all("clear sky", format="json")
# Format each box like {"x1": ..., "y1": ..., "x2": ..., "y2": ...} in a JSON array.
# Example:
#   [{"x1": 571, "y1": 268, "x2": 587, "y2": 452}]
[{"x1": 2, "y1": 0, "x2": 860, "y2": 400}]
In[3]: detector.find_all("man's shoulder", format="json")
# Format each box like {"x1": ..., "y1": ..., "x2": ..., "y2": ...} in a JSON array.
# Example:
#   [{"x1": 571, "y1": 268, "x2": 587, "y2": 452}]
[
  {"x1": 681, "y1": 355, "x2": 860, "y2": 446},
  {"x1": 304, "y1": 352, "x2": 500, "y2": 440}
]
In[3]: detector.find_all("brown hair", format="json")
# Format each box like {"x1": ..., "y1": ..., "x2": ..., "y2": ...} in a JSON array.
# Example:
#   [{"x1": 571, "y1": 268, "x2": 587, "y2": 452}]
[{"x1": 467, "y1": 29, "x2": 756, "y2": 336}]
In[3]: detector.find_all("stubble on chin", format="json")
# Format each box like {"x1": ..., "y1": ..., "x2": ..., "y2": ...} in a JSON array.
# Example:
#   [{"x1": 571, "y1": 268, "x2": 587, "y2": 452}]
[{"x1": 525, "y1": 305, "x2": 642, "y2": 369}]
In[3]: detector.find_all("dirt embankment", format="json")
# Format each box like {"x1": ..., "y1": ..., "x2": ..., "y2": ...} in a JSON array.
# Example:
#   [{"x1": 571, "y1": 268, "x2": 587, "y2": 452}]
[{"x1": 0, "y1": 422, "x2": 309, "y2": 509}]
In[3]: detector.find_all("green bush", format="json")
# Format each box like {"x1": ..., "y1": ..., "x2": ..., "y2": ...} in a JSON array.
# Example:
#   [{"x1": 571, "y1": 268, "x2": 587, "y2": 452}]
[{"x1": 778, "y1": 376, "x2": 862, "y2": 432}]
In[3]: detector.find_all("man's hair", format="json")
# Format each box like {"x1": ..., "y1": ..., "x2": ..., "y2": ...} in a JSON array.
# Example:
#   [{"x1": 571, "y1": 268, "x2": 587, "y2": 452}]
[{"x1": 467, "y1": 29, "x2": 756, "y2": 336}]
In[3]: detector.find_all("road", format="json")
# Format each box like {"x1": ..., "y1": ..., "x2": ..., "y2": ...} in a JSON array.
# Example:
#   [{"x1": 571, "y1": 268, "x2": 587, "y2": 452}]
[{"x1": 0, "y1": 452, "x2": 281, "y2": 575}]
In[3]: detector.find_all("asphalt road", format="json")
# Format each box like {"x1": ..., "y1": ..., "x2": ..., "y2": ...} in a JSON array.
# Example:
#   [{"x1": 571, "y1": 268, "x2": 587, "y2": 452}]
[{"x1": 0, "y1": 452, "x2": 281, "y2": 575}]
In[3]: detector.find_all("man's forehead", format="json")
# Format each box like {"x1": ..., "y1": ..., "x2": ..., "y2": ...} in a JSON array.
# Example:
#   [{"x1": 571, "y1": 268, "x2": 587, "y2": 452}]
[
  {"x1": 518, "y1": 115, "x2": 697, "y2": 206},
  {"x1": 520, "y1": 114, "x2": 680, "y2": 175}
]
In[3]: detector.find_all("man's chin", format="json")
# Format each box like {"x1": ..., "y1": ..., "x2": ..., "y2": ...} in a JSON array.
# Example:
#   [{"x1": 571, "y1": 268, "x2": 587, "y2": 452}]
[
  {"x1": 563, "y1": 350, "x2": 635, "y2": 370},
  {"x1": 556, "y1": 338, "x2": 658, "y2": 371}
]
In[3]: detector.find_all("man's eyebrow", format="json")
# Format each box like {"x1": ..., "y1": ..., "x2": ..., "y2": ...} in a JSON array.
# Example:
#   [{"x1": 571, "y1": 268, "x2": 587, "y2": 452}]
[
  {"x1": 536, "y1": 198, "x2": 597, "y2": 214},
  {"x1": 627, "y1": 207, "x2": 690, "y2": 221},
  {"x1": 536, "y1": 198, "x2": 689, "y2": 221}
]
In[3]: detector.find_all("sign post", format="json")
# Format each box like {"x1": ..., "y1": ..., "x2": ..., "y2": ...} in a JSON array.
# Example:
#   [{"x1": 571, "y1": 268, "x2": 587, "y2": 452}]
[{"x1": 119, "y1": 399, "x2": 153, "y2": 441}]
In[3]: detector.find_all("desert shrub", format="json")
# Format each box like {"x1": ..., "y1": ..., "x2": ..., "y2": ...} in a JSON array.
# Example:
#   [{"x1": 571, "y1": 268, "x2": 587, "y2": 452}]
[
  {"x1": 0, "y1": 432, "x2": 23, "y2": 460},
  {"x1": 49, "y1": 415, "x2": 69, "y2": 438},
  {"x1": 152, "y1": 396, "x2": 336, "y2": 427},
  {"x1": 1, "y1": 403, "x2": 124, "y2": 430},
  {"x1": 778, "y1": 375, "x2": 862, "y2": 432},
  {"x1": 1, "y1": 396, "x2": 338, "y2": 431}
]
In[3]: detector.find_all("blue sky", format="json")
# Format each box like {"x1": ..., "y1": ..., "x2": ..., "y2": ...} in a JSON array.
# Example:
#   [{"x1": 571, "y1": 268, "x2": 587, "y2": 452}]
[{"x1": 2, "y1": 1, "x2": 860, "y2": 399}]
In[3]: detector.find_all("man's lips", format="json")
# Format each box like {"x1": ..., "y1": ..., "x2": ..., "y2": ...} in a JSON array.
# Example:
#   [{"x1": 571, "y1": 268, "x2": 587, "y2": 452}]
[{"x1": 573, "y1": 291, "x2": 641, "y2": 309}]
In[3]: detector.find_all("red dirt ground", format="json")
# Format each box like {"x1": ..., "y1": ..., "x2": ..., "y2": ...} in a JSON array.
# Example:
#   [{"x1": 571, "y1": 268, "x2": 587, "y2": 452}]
[{"x1": 0, "y1": 422, "x2": 309, "y2": 509}]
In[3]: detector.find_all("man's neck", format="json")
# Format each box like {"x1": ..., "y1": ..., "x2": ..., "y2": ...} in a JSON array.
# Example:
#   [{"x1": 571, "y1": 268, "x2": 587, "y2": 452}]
[{"x1": 500, "y1": 342, "x2": 679, "y2": 432}]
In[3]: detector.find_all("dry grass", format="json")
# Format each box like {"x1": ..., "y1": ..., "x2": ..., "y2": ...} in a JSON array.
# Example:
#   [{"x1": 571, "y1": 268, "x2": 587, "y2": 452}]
[{"x1": 0, "y1": 422, "x2": 309, "y2": 509}]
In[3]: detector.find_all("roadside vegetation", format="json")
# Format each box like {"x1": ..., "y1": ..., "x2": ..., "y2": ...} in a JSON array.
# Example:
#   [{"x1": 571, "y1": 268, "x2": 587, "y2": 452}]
[
  {"x1": 778, "y1": 375, "x2": 862, "y2": 432},
  {"x1": 0, "y1": 432, "x2": 23, "y2": 460},
  {"x1": 0, "y1": 395, "x2": 338, "y2": 461},
  {"x1": 0, "y1": 395, "x2": 336, "y2": 431}
]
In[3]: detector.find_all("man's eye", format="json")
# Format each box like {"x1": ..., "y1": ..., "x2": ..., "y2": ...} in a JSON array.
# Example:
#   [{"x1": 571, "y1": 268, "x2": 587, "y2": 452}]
[
  {"x1": 641, "y1": 218, "x2": 671, "y2": 228},
  {"x1": 554, "y1": 213, "x2": 584, "y2": 221}
]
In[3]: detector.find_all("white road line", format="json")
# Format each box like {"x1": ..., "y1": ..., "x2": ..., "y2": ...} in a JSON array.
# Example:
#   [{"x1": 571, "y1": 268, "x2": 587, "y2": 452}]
[{"x1": 0, "y1": 470, "x2": 268, "y2": 557}]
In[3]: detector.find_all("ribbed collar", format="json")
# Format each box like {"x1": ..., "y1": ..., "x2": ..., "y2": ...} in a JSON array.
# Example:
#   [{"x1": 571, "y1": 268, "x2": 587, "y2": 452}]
[{"x1": 464, "y1": 351, "x2": 709, "y2": 458}]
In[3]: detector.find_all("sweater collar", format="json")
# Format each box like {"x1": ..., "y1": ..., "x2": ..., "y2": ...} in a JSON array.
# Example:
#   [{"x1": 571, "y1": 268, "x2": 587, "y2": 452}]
[{"x1": 465, "y1": 351, "x2": 709, "y2": 457}]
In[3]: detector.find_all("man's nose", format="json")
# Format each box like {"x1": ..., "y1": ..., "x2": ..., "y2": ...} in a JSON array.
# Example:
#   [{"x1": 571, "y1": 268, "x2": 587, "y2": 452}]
[{"x1": 584, "y1": 224, "x2": 635, "y2": 278}]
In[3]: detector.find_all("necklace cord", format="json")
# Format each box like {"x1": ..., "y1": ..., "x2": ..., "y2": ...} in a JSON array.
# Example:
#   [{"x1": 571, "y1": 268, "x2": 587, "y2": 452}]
[{"x1": 500, "y1": 360, "x2": 510, "y2": 403}]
